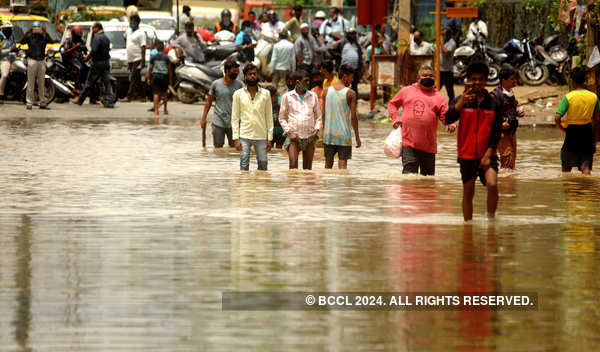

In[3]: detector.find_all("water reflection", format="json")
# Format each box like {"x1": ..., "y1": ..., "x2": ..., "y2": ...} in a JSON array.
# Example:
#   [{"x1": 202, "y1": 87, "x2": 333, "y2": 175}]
[
  {"x1": 14, "y1": 215, "x2": 31, "y2": 352},
  {"x1": 0, "y1": 121, "x2": 599, "y2": 351}
]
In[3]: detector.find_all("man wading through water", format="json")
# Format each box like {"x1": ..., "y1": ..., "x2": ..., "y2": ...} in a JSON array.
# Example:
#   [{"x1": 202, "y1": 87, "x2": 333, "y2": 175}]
[
  {"x1": 279, "y1": 70, "x2": 322, "y2": 170},
  {"x1": 231, "y1": 63, "x2": 273, "y2": 170},
  {"x1": 322, "y1": 64, "x2": 361, "y2": 169},
  {"x1": 445, "y1": 62, "x2": 503, "y2": 221}
]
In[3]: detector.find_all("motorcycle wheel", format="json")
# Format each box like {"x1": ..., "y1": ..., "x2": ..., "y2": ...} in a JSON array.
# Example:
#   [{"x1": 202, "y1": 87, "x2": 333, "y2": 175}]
[
  {"x1": 487, "y1": 64, "x2": 500, "y2": 86},
  {"x1": 177, "y1": 86, "x2": 198, "y2": 104},
  {"x1": 519, "y1": 62, "x2": 549, "y2": 86},
  {"x1": 44, "y1": 79, "x2": 56, "y2": 104}
]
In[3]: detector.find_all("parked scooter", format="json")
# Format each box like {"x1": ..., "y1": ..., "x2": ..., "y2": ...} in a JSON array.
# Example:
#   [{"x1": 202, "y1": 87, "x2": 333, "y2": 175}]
[
  {"x1": 173, "y1": 51, "x2": 243, "y2": 104},
  {"x1": 535, "y1": 34, "x2": 569, "y2": 85},
  {"x1": 453, "y1": 37, "x2": 500, "y2": 86},
  {"x1": 3, "y1": 51, "x2": 56, "y2": 104}
]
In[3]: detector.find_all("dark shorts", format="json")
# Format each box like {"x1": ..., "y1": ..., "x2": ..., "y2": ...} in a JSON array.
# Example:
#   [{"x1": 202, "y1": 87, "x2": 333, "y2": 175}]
[
  {"x1": 459, "y1": 156, "x2": 499, "y2": 185},
  {"x1": 402, "y1": 146, "x2": 436, "y2": 176},
  {"x1": 151, "y1": 74, "x2": 169, "y2": 95},
  {"x1": 324, "y1": 144, "x2": 352, "y2": 160},
  {"x1": 283, "y1": 136, "x2": 314, "y2": 152},
  {"x1": 561, "y1": 150, "x2": 593, "y2": 171},
  {"x1": 212, "y1": 124, "x2": 234, "y2": 147}
]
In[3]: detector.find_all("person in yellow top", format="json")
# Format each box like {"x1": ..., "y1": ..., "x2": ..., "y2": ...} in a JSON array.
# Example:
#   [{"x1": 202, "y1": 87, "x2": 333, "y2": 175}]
[
  {"x1": 283, "y1": 5, "x2": 303, "y2": 43},
  {"x1": 232, "y1": 63, "x2": 273, "y2": 171},
  {"x1": 555, "y1": 68, "x2": 600, "y2": 174},
  {"x1": 320, "y1": 61, "x2": 338, "y2": 101}
]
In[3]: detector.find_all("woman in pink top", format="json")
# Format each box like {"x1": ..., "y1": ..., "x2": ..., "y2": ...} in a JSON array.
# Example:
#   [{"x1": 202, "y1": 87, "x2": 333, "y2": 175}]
[{"x1": 387, "y1": 65, "x2": 456, "y2": 175}]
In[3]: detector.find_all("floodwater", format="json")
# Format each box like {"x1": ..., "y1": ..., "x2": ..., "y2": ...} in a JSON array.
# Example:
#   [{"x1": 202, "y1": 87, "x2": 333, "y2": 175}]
[{"x1": 0, "y1": 119, "x2": 599, "y2": 351}]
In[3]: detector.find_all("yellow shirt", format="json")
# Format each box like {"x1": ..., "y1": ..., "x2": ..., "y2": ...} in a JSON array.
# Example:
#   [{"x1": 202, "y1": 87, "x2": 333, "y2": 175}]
[
  {"x1": 232, "y1": 87, "x2": 273, "y2": 141},
  {"x1": 556, "y1": 89, "x2": 600, "y2": 126},
  {"x1": 323, "y1": 76, "x2": 339, "y2": 93}
]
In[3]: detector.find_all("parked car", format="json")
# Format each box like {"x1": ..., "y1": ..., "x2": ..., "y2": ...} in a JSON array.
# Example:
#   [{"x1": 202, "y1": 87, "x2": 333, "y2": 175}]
[
  {"x1": 61, "y1": 20, "x2": 158, "y2": 96},
  {"x1": 139, "y1": 11, "x2": 176, "y2": 43}
]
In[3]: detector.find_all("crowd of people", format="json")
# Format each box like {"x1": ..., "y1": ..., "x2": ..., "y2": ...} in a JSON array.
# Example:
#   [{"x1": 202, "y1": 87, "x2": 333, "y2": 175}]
[{"x1": 2, "y1": 6, "x2": 598, "y2": 223}]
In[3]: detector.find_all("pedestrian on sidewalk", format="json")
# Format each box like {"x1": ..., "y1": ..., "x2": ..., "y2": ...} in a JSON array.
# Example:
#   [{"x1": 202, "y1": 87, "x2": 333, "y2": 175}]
[
  {"x1": 19, "y1": 21, "x2": 54, "y2": 110},
  {"x1": 232, "y1": 63, "x2": 273, "y2": 170},
  {"x1": 0, "y1": 21, "x2": 14, "y2": 104},
  {"x1": 283, "y1": 5, "x2": 303, "y2": 43},
  {"x1": 440, "y1": 27, "x2": 457, "y2": 103},
  {"x1": 555, "y1": 68, "x2": 600, "y2": 175},
  {"x1": 145, "y1": 41, "x2": 171, "y2": 115},
  {"x1": 201, "y1": 60, "x2": 244, "y2": 147},
  {"x1": 388, "y1": 64, "x2": 454, "y2": 176},
  {"x1": 490, "y1": 65, "x2": 524, "y2": 169},
  {"x1": 279, "y1": 70, "x2": 322, "y2": 170},
  {"x1": 340, "y1": 28, "x2": 363, "y2": 94},
  {"x1": 269, "y1": 30, "x2": 295, "y2": 95},
  {"x1": 122, "y1": 14, "x2": 147, "y2": 102},
  {"x1": 295, "y1": 23, "x2": 316, "y2": 73},
  {"x1": 445, "y1": 62, "x2": 503, "y2": 221},
  {"x1": 70, "y1": 22, "x2": 115, "y2": 108},
  {"x1": 322, "y1": 65, "x2": 361, "y2": 169}
]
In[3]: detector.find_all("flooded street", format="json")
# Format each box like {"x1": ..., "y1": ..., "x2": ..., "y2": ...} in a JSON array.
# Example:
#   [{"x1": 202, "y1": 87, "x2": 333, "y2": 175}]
[{"x1": 0, "y1": 119, "x2": 599, "y2": 351}]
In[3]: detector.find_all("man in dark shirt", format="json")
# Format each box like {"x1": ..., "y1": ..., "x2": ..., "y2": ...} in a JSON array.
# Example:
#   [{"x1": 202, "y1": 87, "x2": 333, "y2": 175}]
[
  {"x1": 19, "y1": 21, "x2": 54, "y2": 109},
  {"x1": 70, "y1": 22, "x2": 115, "y2": 107}
]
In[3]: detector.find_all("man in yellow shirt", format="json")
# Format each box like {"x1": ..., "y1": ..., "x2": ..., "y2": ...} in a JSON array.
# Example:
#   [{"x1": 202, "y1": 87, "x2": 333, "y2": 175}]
[
  {"x1": 555, "y1": 68, "x2": 600, "y2": 174},
  {"x1": 232, "y1": 63, "x2": 274, "y2": 170},
  {"x1": 320, "y1": 60, "x2": 338, "y2": 97}
]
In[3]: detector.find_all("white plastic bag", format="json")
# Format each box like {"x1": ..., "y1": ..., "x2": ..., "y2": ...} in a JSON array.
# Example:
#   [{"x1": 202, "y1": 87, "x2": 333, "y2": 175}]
[
  {"x1": 588, "y1": 46, "x2": 600, "y2": 69},
  {"x1": 384, "y1": 128, "x2": 402, "y2": 159}
]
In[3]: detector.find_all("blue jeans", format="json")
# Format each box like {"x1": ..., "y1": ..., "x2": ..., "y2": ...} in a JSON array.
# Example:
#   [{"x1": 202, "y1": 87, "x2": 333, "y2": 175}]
[{"x1": 240, "y1": 138, "x2": 268, "y2": 171}]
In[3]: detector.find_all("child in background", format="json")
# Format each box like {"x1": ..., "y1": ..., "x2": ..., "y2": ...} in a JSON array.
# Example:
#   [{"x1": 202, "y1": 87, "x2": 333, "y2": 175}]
[
  {"x1": 490, "y1": 65, "x2": 524, "y2": 169},
  {"x1": 146, "y1": 41, "x2": 172, "y2": 115},
  {"x1": 266, "y1": 85, "x2": 284, "y2": 148}
]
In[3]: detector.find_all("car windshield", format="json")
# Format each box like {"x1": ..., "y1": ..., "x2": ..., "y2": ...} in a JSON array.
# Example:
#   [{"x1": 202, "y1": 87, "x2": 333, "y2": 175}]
[
  {"x1": 12, "y1": 20, "x2": 62, "y2": 42},
  {"x1": 141, "y1": 18, "x2": 175, "y2": 30},
  {"x1": 104, "y1": 30, "x2": 126, "y2": 49}
]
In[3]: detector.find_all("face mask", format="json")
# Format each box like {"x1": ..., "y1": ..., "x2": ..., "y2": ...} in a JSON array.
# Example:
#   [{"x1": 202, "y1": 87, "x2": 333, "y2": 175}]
[
  {"x1": 298, "y1": 83, "x2": 309, "y2": 91},
  {"x1": 228, "y1": 72, "x2": 238, "y2": 80},
  {"x1": 420, "y1": 77, "x2": 435, "y2": 88},
  {"x1": 277, "y1": 96, "x2": 281, "y2": 104},
  {"x1": 245, "y1": 78, "x2": 258, "y2": 86},
  {"x1": 130, "y1": 23, "x2": 136, "y2": 30}
]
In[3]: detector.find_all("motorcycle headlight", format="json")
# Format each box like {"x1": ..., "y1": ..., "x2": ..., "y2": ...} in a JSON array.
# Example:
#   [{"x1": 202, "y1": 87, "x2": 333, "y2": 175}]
[{"x1": 550, "y1": 48, "x2": 567, "y2": 62}]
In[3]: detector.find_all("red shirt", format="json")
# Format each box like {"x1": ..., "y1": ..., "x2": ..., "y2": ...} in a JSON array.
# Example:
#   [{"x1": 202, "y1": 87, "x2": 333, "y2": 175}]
[{"x1": 387, "y1": 83, "x2": 449, "y2": 154}]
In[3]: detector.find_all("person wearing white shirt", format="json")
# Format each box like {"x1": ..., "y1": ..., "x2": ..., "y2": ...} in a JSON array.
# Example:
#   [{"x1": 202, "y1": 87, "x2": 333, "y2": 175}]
[
  {"x1": 124, "y1": 14, "x2": 146, "y2": 102},
  {"x1": 319, "y1": 7, "x2": 350, "y2": 43},
  {"x1": 466, "y1": 17, "x2": 488, "y2": 44},
  {"x1": 410, "y1": 30, "x2": 434, "y2": 56},
  {"x1": 261, "y1": 11, "x2": 284, "y2": 41},
  {"x1": 269, "y1": 31, "x2": 296, "y2": 95}
]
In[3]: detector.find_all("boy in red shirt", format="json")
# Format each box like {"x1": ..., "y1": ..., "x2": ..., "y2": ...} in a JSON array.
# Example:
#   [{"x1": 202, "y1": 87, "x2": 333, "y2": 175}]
[
  {"x1": 388, "y1": 65, "x2": 455, "y2": 175},
  {"x1": 445, "y1": 62, "x2": 503, "y2": 221}
]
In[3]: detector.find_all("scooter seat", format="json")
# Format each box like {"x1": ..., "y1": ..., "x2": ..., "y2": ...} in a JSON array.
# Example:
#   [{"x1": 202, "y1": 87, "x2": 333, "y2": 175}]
[{"x1": 196, "y1": 64, "x2": 223, "y2": 79}]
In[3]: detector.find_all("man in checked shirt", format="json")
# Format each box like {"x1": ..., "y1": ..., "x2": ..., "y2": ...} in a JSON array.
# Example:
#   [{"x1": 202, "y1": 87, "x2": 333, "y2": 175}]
[{"x1": 279, "y1": 70, "x2": 322, "y2": 169}]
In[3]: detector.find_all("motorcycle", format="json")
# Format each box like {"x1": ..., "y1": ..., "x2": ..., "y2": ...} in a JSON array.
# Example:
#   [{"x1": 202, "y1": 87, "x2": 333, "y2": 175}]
[
  {"x1": 501, "y1": 32, "x2": 549, "y2": 86},
  {"x1": 3, "y1": 51, "x2": 56, "y2": 104},
  {"x1": 45, "y1": 49, "x2": 117, "y2": 105},
  {"x1": 536, "y1": 34, "x2": 569, "y2": 85},
  {"x1": 453, "y1": 37, "x2": 500, "y2": 86}
]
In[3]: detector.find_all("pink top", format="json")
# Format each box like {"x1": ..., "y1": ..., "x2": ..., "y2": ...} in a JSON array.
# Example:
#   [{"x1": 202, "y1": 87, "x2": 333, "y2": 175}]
[{"x1": 387, "y1": 83, "x2": 450, "y2": 154}]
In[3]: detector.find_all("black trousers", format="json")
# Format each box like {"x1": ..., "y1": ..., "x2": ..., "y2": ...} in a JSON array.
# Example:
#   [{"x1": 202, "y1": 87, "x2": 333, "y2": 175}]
[
  {"x1": 441, "y1": 71, "x2": 455, "y2": 103},
  {"x1": 127, "y1": 61, "x2": 143, "y2": 100},
  {"x1": 77, "y1": 61, "x2": 115, "y2": 105}
]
